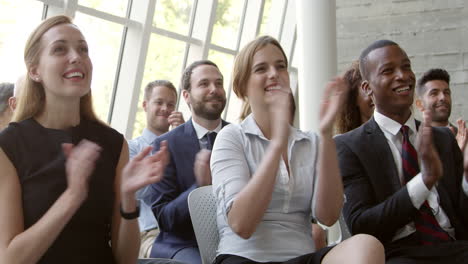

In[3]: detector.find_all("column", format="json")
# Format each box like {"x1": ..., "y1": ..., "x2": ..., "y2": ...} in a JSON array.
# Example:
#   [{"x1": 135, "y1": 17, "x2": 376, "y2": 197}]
[
  {"x1": 296, "y1": 0, "x2": 342, "y2": 244},
  {"x1": 295, "y1": 0, "x2": 337, "y2": 131}
]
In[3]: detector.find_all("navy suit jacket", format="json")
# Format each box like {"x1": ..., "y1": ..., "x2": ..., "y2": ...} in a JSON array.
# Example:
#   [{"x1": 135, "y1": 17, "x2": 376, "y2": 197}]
[
  {"x1": 334, "y1": 117, "x2": 468, "y2": 248},
  {"x1": 148, "y1": 119, "x2": 228, "y2": 258}
]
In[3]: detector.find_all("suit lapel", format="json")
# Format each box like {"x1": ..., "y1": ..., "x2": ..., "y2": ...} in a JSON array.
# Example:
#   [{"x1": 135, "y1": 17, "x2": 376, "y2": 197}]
[
  {"x1": 363, "y1": 118, "x2": 402, "y2": 193},
  {"x1": 221, "y1": 120, "x2": 229, "y2": 128},
  {"x1": 183, "y1": 118, "x2": 201, "y2": 152},
  {"x1": 181, "y1": 119, "x2": 228, "y2": 156}
]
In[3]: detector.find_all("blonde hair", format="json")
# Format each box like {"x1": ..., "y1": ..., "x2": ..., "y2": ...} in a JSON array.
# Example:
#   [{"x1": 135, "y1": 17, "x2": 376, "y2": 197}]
[
  {"x1": 12, "y1": 15, "x2": 101, "y2": 124},
  {"x1": 238, "y1": 100, "x2": 251, "y2": 121},
  {"x1": 232, "y1": 35, "x2": 288, "y2": 101}
]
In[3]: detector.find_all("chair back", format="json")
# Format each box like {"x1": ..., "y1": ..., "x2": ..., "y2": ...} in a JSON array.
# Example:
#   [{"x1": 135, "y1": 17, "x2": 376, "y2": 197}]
[
  {"x1": 339, "y1": 213, "x2": 352, "y2": 240},
  {"x1": 324, "y1": 212, "x2": 352, "y2": 246},
  {"x1": 188, "y1": 185, "x2": 220, "y2": 264}
]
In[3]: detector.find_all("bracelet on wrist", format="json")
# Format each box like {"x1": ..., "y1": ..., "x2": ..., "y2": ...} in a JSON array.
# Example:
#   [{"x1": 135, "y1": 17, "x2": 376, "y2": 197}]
[{"x1": 120, "y1": 201, "x2": 140, "y2": 220}]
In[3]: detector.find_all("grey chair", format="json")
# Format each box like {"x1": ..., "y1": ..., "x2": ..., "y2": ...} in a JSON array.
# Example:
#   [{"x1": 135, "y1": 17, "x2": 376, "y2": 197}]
[
  {"x1": 338, "y1": 213, "x2": 352, "y2": 240},
  {"x1": 324, "y1": 212, "x2": 352, "y2": 246},
  {"x1": 188, "y1": 185, "x2": 220, "y2": 264}
]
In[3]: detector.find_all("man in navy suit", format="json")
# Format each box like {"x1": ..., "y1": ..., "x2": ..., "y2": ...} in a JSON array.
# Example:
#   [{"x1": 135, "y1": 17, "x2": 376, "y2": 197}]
[
  {"x1": 148, "y1": 60, "x2": 228, "y2": 264},
  {"x1": 335, "y1": 40, "x2": 468, "y2": 263}
]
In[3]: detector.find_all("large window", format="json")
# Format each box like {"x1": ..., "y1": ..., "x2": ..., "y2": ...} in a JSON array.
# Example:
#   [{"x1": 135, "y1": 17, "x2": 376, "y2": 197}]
[
  {"x1": 134, "y1": 35, "x2": 187, "y2": 138},
  {"x1": 208, "y1": 50, "x2": 236, "y2": 121},
  {"x1": 153, "y1": 0, "x2": 193, "y2": 35},
  {"x1": 79, "y1": 0, "x2": 128, "y2": 17},
  {"x1": 211, "y1": 0, "x2": 245, "y2": 50},
  {"x1": 74, "y1": 12, "x2": 124, "y2": 122},
  {"x1": 0, "y1": 0, "x2": 43, "y2": 83},
  {"x1": 0, "y1": 0, "x2": 297, "y2": 139}
]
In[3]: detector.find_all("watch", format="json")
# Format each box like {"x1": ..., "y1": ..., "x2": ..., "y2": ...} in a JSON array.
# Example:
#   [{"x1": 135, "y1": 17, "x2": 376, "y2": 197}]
[{"x1": 120, "y1": 201, "x2": 140, "y2": 220}]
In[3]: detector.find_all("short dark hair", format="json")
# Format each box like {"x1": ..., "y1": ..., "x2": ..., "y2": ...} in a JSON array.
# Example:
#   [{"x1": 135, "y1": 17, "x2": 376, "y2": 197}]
[
  {"x1": 416, "y1": 68, "x2": 450, "y2": 97},
  {"x1": 359, "y1": 39, "x2": 399, "y2": 80},
  {"x1": 0, "y1": 82, "x2": 14, "y2": 113},
  {"x1": 144, "y1": 80, "x2": 177, "y2": 101},
  {"x1": 180, "y1": 60, "x2": 220, "y2": 91}
]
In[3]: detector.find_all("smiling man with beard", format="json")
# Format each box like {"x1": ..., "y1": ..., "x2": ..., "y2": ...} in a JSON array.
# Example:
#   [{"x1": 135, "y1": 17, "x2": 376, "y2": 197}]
[
  {"x1": 147, "y1": 60, "x2": 228, "y2": 264},
  {"x1": 415, "y1": 68, "x2": 468, "y2": 151}
]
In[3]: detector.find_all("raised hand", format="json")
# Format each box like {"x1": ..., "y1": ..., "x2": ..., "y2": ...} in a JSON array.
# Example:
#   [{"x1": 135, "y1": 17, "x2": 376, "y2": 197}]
[
  {"x1": 194, "y1": 149, "x2": 212, "y2": 186},
  {"x1": 319, "y1": 76, "x2": 349, "y2": 136},
  {"x1": 62, "y1": 140, "x2": 102, "y2": 201},
  {"x1": 168, "y1": 111, "x2": 185, "y2": 129},
  {"x1": 121, "y1": 141, "x2": 169, "y2": 195},
  {"x1": 417, "y1": 111, "x2": 443, "y2": 189},
  {"x1": 454, "y1": 119, "x2": 468, "y2": 152}
]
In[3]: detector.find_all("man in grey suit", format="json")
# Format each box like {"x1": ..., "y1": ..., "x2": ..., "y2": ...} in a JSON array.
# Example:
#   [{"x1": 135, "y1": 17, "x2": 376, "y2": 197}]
[{"x1": 335, "y1": 40, "x2": 468, "y2": 263}]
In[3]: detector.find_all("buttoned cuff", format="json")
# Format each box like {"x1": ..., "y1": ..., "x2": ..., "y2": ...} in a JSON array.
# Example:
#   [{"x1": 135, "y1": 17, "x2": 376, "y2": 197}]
[{"x1": 407, "y1": 173, "x2": 431, "y2": 209}]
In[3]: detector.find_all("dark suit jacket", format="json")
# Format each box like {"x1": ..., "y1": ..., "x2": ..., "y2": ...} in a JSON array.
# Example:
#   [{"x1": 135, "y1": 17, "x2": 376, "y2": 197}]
[
  {"x1": 449, "y1": 122, "x2": 458, "y2": 135},
  {"x1": 334, "y1": 117, "x2": 468, "y2": 248},
  {"x1": 148, "y1": 119, "x2": 228, "y2": 259}
]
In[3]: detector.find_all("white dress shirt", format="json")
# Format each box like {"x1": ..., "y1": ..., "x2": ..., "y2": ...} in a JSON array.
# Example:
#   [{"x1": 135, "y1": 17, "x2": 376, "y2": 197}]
[{"x1": 191, "y1": 118, "x2": 222, "y2": 149}]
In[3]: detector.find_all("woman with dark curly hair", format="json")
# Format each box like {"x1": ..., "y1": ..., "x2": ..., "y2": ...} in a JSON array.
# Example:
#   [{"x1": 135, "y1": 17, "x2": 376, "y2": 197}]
[{"x1": 334, "y1": 61, "x2": 374, "y2": 134}]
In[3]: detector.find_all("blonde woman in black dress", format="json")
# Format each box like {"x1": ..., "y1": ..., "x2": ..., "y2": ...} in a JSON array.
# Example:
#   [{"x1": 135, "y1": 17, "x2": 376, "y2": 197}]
[{"x1": 0, "y1": 15, "x2": 168, "y2": 264}]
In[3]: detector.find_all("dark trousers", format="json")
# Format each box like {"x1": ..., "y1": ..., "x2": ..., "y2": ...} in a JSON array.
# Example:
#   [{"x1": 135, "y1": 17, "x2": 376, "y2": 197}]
[
  {"x1": 386, "y1": 234, "x2": 468, "y2": 264},
  {"x1": 213, "y1": 246, "x2": 334, "y2": 264},
  {"x1": 172, "y1": 247, "x2": 201, "y2": 264}
]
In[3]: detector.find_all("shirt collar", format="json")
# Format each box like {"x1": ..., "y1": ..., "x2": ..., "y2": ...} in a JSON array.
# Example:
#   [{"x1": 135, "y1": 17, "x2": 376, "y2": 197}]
[
  {"x1": 241, "y1": 114, "x2": 265, "y2": 139},
  {"x1": 142, "y1": 127, "x2": 159, "y2": 145},
  {"x1": 241, "y1": 114, "x2": 309, "y2": 141},
  {"x1": 191, "y1": 118, "x2": 222, "y2": 139},
  {"x1": 373, "y1": 110, "x2": 417, "y2": 136}
]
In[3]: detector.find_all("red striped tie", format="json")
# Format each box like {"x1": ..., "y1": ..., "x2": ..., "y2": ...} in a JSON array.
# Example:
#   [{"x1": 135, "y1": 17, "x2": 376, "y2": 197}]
[{"x1": 400, "y1": 125, "x2": 451, "y2": 245}]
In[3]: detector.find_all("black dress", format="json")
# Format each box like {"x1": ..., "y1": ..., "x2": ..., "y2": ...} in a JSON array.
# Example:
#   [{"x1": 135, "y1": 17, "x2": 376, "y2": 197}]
[{"x1": 0, "y1": 118, "x2": 123, "y2": 264}]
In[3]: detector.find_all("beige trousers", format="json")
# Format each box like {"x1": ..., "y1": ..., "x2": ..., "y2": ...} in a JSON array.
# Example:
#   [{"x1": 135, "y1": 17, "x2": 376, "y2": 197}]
[{"x1": 139, "y1": 228, "x2": 160, "y2": 258}]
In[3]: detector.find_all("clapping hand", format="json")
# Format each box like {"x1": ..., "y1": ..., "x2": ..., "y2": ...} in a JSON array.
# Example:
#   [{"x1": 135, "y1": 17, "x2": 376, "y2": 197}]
[
  {"x1": 417, "y1": 111, "x2": 443, "y2": 189},
  {"x1": 319, "y1": 77, "x2": 349, "y2": 136},
  {"x1": 451, "y1": 118, "x2": 468, "y2": 152},
  {"x1": 266, "y1": 85, "x2": 292, "y2": 146},
  {"x1": 121, "y1": 141, "x2": 169, "y2": 195},
  {"x1": 62, "y1": 140, "x2": 102, "y2": 201},
  {"x1": 194, "y1": 149, "x2": 212, "y2": 186}
]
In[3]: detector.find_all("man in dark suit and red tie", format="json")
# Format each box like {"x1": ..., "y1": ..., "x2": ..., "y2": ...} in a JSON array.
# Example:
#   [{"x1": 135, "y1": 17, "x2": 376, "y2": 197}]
[{"x1": 335, "y1": 39, "x2": 468, "y2": 263}]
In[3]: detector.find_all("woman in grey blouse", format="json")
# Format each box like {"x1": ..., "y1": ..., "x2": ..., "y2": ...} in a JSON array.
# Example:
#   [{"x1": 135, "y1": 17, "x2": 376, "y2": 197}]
[{"x1": 210, "y1": 36, "x2": 385, "y2": 264}]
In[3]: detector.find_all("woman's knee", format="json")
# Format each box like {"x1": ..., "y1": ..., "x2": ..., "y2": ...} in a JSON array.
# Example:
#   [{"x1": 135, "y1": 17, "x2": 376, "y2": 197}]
[
  {"x1": 347, "y1": 234, "x2": 384, "y2": 259},
  {"x1": 322, "y1": 234, "x2": 385, "y2": 264},
  {"x1": 349, "y1": 234, "x2": 383, "y2": 249}
]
